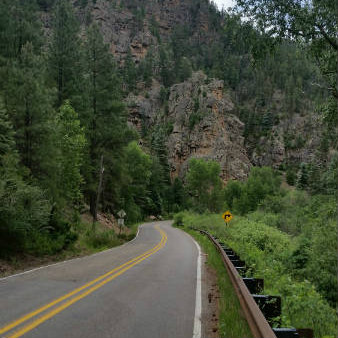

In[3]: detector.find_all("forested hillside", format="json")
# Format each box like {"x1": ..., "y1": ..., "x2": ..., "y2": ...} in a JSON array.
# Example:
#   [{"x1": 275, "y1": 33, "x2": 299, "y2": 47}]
[{"x1": 0, "y1": 0, "x2": 336, "y2": 266}]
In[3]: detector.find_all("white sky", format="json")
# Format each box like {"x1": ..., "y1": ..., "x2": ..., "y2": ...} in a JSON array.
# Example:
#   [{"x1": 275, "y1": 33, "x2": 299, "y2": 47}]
[{"x1": 213, "y1": 0, "x2": 236, "y2": 10}]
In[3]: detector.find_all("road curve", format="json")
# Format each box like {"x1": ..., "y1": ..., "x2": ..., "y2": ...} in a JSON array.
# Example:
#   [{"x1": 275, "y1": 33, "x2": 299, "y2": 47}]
[{"x1": 0, "y1": 221, "x2": 199, "y2": 338}]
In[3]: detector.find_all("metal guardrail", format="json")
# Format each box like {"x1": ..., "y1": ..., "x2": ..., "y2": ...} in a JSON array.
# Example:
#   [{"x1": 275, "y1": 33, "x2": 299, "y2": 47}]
[{"x1": 197, "y1": 229, "x2": 277, "y2": 338}]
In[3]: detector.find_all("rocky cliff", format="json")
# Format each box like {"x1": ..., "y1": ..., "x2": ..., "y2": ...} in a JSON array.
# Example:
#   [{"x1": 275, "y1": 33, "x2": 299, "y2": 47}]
[
  {"x1": 126, "y1": 72, "x2": 252, "y2": 182},
  {"x1": 167, "y1": 72, "x2": 251, "y2": 181},
  {"x1": 71, "y1": 0, "x2": 219, "y2": 63}
]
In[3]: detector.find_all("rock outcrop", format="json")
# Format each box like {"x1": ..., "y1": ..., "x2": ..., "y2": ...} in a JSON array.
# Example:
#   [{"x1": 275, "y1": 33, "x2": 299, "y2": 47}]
[
  {"x1": 126, "y1": 72, "x2": 251, "y2": 182},
  {"x1": 250, "y1": 104, "x2": 323, "y2": 169},
  {"x1": 166, "y1": 72, "x2": 251, "y2": 182},
  {"x1": 72, "y1": 0, "x2": 219, "y2": 63}
]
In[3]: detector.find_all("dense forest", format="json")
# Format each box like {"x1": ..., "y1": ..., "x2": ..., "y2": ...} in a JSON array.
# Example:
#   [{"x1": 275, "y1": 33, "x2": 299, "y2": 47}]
[{"x1": 0, "y1": 0, "x2": 336, "y2": 288}]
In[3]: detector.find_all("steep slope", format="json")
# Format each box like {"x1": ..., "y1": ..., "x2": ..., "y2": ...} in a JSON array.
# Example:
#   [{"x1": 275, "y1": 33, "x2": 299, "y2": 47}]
[{"x1": 39, "y1": 0, "x2": 330, "y2": 183}]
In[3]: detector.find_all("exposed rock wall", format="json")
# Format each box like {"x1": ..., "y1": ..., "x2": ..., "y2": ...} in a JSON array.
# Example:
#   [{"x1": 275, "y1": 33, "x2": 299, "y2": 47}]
[
  {"x1": 249, "y1": 103, "x2": 323, "y2": 169},
  {"x1": 166, "y1": 72, "x2": 251, "y2": 182},
  {"x1": 126, "y1": 72, "x2": 252, "y2": 182},
  {"x1": 73, "y1": 0, "x2": 218, "y2": 63}
]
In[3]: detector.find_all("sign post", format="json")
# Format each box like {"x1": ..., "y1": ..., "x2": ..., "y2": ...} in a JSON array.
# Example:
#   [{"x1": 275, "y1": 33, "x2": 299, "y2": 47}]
[
  {"x1": 117, "y1": 209, "x2": 126, "y2": 235},
  {"x1": 222, "y1": 210, "x2": 233, "y2": 224}
]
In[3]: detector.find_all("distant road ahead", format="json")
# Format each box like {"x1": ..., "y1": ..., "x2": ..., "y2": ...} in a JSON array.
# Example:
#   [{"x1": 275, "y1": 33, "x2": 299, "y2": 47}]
[{"x1": 0, "y1": 221, "x2": 200, "y2": 338}]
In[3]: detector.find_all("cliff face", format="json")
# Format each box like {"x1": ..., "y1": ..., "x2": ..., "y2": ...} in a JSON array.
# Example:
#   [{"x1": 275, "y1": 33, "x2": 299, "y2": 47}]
[
  {"x1": 251, "y1": 113, "x2": 322, "y2": 169},
  {"x1": 166, "y1": 72, "x2": 251, "y2": 182},
  {"x1": 126, "y1": 72, "x2": 252, "y2": 182},
  {"x1": 76, "y1": 0, "x2": 217, "y2": 63}
]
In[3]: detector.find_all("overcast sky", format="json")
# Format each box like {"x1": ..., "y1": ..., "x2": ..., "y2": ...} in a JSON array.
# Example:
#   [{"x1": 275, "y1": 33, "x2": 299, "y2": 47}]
[{"x1": 213, "y1": 0, "x2": 236, "y2": 10}]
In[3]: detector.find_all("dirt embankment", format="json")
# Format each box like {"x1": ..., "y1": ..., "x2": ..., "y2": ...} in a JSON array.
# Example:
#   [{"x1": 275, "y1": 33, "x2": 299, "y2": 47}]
[{"x1": 201, "y1": 253, "x2": 221, "y2": 337}]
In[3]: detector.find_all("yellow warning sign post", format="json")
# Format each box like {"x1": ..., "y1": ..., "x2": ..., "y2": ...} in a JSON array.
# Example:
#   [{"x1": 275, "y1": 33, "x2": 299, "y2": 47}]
[{"x1": 222, "y1": 210, "x2": 233, "y2": 224}]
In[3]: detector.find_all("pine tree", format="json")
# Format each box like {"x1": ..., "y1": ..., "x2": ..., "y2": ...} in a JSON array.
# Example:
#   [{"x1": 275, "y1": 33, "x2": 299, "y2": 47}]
[
  {"x1": 0, "y1": 97, "x2": 51, "y2": 256},
  {"x1": 83, "y1": 23, "x2": 132, "y2": 219},
  {"x1": 0, "y1": 0, "x2": 42, "y2": 60},
  {"x1": 139, "y1": 49, "x2": 154, "y2": 88},
  {"x1": 57, "y1": 101, "x2": 86, "y2": 206},
  {"x1": 0, "y1": 98, "x2": 15, "y2": 159},
  {"x1": 177, "y1": 57, "x2": 192, "y2": 82},
  {"x1": 4, "y1": 42, "x2": 57, "y2": 194},
  {"x1": 296, "y1": 163, "x2": 309, "y2": 190},
  {"x1": 49, "y1": 0, "x2": 82, "y2": 106},
  {"x1": 123, "y1": 49, "x2": 137, "y2": 92},
  {"x1": 159, "y1": 46, "x2": 174, "y2": 87}
]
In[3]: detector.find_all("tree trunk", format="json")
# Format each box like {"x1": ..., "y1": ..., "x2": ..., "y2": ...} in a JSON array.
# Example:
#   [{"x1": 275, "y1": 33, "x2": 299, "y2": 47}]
[{"x1": 92, "y1": 154, "x2": 104, "y2": 226}]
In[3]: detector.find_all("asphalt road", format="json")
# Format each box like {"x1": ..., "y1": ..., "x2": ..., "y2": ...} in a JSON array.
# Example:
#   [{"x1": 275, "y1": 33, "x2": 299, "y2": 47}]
[{"x1": 0, "y1": 221, "x2": 200, "y2": 338}]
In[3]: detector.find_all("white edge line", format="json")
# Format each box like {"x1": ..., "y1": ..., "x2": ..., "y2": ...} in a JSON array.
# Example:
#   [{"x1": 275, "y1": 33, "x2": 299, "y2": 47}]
[
  {"x1": 0, "y1": 225, "x2": 142, "y2": 281},
  {"x1": 192, "y1": 237, "x2": 202, "y2": 338}
]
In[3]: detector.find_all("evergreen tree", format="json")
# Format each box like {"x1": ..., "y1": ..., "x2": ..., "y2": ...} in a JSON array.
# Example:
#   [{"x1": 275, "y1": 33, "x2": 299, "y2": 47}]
[
  {"x1": 123, "y1": 49, "x2": 137, "y2": 92},
  {"x1": 177, "y1": 57, "x2": 192, "y2": 82},
  {"x1": 149, "y1": 126, "x2": 172, "y2": 213},
  {"x1": 83, "y1": 23, "x2": 132, "y2": 219},
  {"x1": 4, "y1": 43, "x2": 57, "y2": 195},
  {"x1": 49, "y1": 0, "x2": 82, "y2": 106},
  {"x1": 172, "y1": 177, "x2": 188, "y2": 211},
  {"x1": 0, "y1": 99, "x2": 15, "y2": 158},
  {"x1": 296, "y1": 163, "x2": 309, "y2": 190},
  {"x1": 57, "y1": 101, "x2": 86, "y2": 206},
  {"x1": 139, "y1": 49, "x2": 154, "y2": 88},
  {"x1": 122, "y1": 141, "x2": 152, "y2": 223},
  {"x1": 147, "y1": 157, "x2": 165, "y2": 215},
  {"x1": 0, "y1": 97, "x2": 51, "y2": 256},
  {"x1": 159, "y1": 46, "x2": 174, "y2": 87},
  {"x1": 0, "y1": 0, "x2": 42, "y2": 60}
]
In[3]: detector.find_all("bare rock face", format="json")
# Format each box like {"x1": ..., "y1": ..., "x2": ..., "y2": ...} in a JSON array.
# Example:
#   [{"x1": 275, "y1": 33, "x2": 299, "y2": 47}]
[
  {"x1": 251, "y1": 126, "x2": 286, "y2": 168},
  {"x1": 126, "y1": 80, "x2": 162, "y2": 131},
  {"x1": 125, "y1": 72, "x2": 251, "y2": 182},
  {"x1": 166, "y1": 72, "x2": 251, "y2": 182},
  {"x1": 251, "y1": 109, "x2": 322, "y2": 168},
  {"x1": 89, "y1": 0, "x2": 156, "y2": 63},
  {"x1": 74, "y1": 0, "x2": 218, "y2": 63}
]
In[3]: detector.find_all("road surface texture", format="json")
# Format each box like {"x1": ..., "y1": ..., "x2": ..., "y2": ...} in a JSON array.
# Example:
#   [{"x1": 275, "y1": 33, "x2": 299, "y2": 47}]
[{"x1": 0, "y1": 221, "x2": 200, "y2": 338}]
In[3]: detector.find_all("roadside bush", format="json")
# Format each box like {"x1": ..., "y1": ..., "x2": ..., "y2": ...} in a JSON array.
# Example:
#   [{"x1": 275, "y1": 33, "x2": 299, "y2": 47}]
[
  {"x1": 173, "y1": 211, "x2": 184, "y2": 226},
  {"x1": 25, "y1": 232, "x2": 67, "y2": 256},
  {"x1": 85, "y1": 230, "x2": 120, "y2": 249},
  {"x1": 0, "y1": 174, "x2": 51, "y2": 257}
]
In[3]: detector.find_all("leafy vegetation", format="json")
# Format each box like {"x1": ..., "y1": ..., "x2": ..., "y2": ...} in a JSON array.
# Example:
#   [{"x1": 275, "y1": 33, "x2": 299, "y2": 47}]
[
  {"x1": 186, "y1": 158, "x2": 224, "y2": 212},
  {"x1": 177, "y1": 205, "x2": 337, "y2": 337}
]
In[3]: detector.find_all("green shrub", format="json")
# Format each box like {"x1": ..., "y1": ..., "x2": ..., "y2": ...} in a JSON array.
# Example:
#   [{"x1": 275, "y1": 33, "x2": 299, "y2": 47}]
[
  {"x1": 186, "y1": 158, "x2": 223, "y2": 212},
  {"x1": 286, "y1": 168, "x2": 297, "y2": 185},
  {"x1": 173, "y1": 212, "x2": 184, "y2": 226},
  {"x1": 85, "y1": 230, "x2": 119, "y2": 249},
  {"x1": 225, "y1": 167, "x2": 282, "y2": 215}
]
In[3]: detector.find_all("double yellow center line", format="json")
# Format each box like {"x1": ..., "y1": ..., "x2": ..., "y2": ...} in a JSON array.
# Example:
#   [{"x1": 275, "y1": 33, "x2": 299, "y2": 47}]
[{"x1": 0, "y1": 226, "x2": 167, "y2": 338}]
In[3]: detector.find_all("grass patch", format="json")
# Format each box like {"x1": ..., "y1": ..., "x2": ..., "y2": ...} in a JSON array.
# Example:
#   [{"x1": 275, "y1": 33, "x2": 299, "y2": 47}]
[
  {"x1": 180, "y1": 226, "x2": 253, "y2": 338},
  {"x1": 71, "y1": 220, "x2": 140, "y2": 253}
]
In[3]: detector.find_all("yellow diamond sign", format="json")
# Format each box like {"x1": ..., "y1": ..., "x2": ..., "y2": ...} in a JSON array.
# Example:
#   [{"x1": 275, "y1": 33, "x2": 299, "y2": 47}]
[{"x1": 222, "y1": 210, "x2": 233, "y2": 223}]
